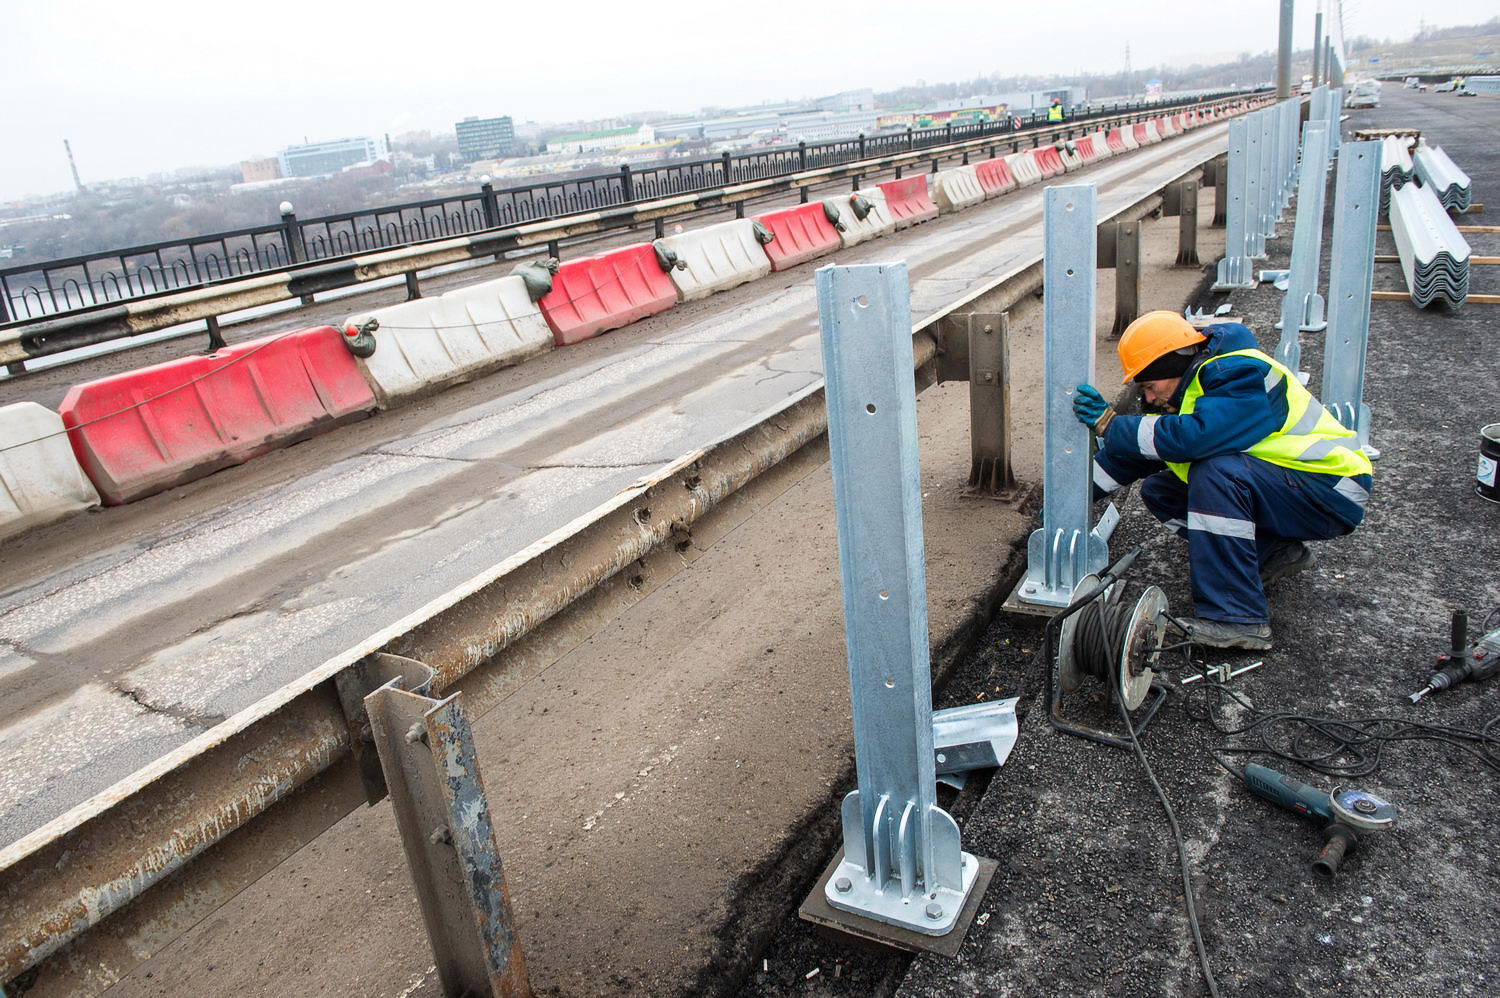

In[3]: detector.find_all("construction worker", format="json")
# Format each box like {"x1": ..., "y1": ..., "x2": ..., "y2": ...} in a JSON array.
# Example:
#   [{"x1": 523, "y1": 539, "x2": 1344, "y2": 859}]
[
  {"x1": 1072, "y1": 312, "x2": 1373, "y2": 650},
  {"x1": 1047, "y1": 97, "x2": 1065, "y2": 123}
]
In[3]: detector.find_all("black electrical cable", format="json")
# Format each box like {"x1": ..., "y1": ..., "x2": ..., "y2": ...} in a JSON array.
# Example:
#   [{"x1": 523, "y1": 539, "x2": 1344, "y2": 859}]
[
  {"x1": 1070, "y1": 595, "x2": 1137, "y2": 684},
  {"x1": 1177, "y1": 676, "x2": 1500, "y2": 779},
  {"x1": 1117, "y1": 685, "x2": 1220, "y2": 998}
]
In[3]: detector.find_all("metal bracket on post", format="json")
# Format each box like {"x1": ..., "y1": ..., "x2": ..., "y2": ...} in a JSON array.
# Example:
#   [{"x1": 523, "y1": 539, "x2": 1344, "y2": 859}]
[
  {"x1": 1010, "y1": 186, "x2": 1116, "y2": 612},
  {"x1": 1275, "y1": 122, "x2": 1331, "y2": 373},
  {"x1": 1322, "y1": 141, "x2": 1380, "y2": 459},
  {"x1": 1096, "y1": 220, "x2": 1139, "y2": 337},
  {"x1": 806, "y1": 262, "x2": 989, "y2": 940},
  {"x1": 1163, "y1": 179, "x2": 1200, "y2": 266},
  {"x1": 365, "y1": 670, "x2": 531, "y2": 997}
]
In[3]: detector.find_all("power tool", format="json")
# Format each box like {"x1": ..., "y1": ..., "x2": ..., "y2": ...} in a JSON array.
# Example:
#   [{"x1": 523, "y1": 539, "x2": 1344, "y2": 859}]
[
  {"x1": 1409, "y1": 609, "x2": 1500, "y2": 703},
  {"x1": 1240, "y1": 762, "x2": 1397, "y2": 877}
]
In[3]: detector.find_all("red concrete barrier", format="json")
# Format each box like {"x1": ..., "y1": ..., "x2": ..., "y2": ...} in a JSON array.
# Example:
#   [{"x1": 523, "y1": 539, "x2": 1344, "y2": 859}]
[
  {"x1": 1132, "y1": 122, "x2": 1150, "y2": 146},
  {"x1": 751, "y1": 203, "x2": 841, "y2": 271},
  {"x1": 974, "y1": 157, "x2": 1016, "y2": 197},
  {"x1": 538, "y1": 243, "x2": 677, "y2": 346},
  {"x1": 60, "y1": 326, "x2": 376, "y2": 505},
  {"x1": 1076, "y1": 137, "x2": 1098, "y2": 161},
  {"x1": 1106, "y1": 128, "x2": 1128, "y2": 154},
  {"x1": 875, "y1": 175, "x2": 939, "y2": 229}
]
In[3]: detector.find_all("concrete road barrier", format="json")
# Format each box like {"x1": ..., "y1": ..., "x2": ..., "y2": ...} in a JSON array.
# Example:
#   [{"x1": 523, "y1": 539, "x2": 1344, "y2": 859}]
[
  {"x1": 539, "y1": 244, "x2": 678, "y2": 346},
  {"x1": 60, "y1": 326, "x2": 377, "y2": 505},
  {"x1": 1106, "y1": 128, "x2": 1128, "y2": 154},
  {"x1": 824, "y1": 190, "x2": 896, "y2": 249},
  {"x1": 654, "y1": 219, "x2": 773, "y2": 302},
  {"x1": 1132, "y1": 122, "x2": 1151, "y2": 146},
  {"x1": 931, "y1": 165, "x2": 985, "y2": 212},
  {"x1": 1059, "y1": 143, "x2": 1086, "y2": 171},
  {"x1": 974, "y1": 157, "x2": 1018, "y2": 197},
  {"x1": 751, "y1": 202, "x2": 842, "y2": 271},
  {"x1": 876, "y1": 175, "x2": 940, "y2": 229},
  {"x1": 0, "y1": 402, "x2": 100, "y2": 540},
  {"x1": 1145, "y1": 120, "x2": 1163, "y2": 143},
  {"x1": 345, "y1": 276, "x2": 553, "y2": 408},
  {"x1": 1005, "y1": 151, "x2": 1044, "y2": 187}
]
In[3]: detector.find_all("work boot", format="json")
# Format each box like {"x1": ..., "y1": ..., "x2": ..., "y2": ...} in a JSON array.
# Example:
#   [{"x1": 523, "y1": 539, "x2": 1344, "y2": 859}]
[
  {"x1": 1260, "y1": 541, "x2": 1316, "y2": 587},
  {"x1": 1181, "y1": 618, "x2": 1274, "y2": 651}
]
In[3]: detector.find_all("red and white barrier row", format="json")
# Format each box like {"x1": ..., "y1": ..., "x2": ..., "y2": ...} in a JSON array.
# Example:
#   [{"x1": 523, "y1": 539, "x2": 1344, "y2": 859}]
[{"x1": 0, "y1": 98, "x2": 1258, "y2": 538}]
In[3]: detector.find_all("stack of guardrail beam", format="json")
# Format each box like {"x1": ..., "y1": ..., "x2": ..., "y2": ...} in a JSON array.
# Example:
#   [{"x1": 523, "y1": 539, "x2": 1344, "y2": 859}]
[
  {"x1": 1389, "y1": 181, "x2": 1471, "y2": 309},
  {"x1": 1379, "y1": 136, "x2": 1413, "y2": 214},
  {"x1": 1413, "y1": 143, "x2": 1473, "y2": 212},
  {"x1": 1464, "y1": 76, "x2": 1500, "y2": 95}
]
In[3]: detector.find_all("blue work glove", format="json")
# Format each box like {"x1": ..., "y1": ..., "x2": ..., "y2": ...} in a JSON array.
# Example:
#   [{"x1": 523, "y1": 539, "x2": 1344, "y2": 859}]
[{"x1": 1072, "y1": 383, "x2": 1118, "y2": 434}]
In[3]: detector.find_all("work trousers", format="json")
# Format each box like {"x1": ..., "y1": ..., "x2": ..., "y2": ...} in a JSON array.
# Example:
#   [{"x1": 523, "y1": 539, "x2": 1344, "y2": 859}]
[{"x1": 1100, "y1": 452, "x2": 1363, "y2": 624}]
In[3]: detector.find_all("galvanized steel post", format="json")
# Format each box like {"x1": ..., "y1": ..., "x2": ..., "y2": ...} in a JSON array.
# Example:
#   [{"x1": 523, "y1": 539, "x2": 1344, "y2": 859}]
[
  {"x1": 1243, "y1": 111, "x2": 1268, "y2": 260},
  {"x1": 814, "y1": 262, "x2": 979, "y2": 935},
  {"x1": 1322, "y1": 141, "x2": 1380, "y2": 453},
  {"x1": 1275, "y1": 122, "x2": 1331, "y2": 372},
  {"x1": 1277, "y1": 0, "x2": 1295, "y2": 100},
  {"x1": 1258, "y1": 108, "x2": 1278, "y2": 240},
  {"x1": 1017, "y1": 186, "x2": 1117, "y2": 608},
  {"x1": 1213, "y1": 119, "x2": 1256, "y2": 290}
]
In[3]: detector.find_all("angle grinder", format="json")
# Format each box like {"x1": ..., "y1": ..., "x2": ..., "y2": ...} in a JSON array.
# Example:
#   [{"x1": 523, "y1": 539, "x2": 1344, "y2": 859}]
[{"x1": 1240, "y1": 762, "x2": 1398, "y2": 877}]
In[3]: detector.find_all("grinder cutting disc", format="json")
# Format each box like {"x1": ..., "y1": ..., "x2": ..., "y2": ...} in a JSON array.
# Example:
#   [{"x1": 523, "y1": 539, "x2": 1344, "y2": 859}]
[
  {"x1": 1116, "y1": 585, "x2": 1167, "y2": 710},
  {"x1": 1330, "y1": 789, "x2": 1398, "y2": 832}
]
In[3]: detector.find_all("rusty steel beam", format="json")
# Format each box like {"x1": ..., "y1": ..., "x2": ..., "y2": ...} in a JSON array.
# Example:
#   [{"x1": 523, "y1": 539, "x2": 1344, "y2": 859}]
[
  {"x1": 0, "y1": 146, "x2": 1242, "y2": 995},
  {"x1": 0, "y1": 96, "x2": 1261, "y2": 369}
]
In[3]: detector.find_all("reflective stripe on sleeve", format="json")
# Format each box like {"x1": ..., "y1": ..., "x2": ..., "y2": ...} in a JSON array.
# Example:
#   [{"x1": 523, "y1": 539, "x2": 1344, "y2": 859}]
[
  {"x1": 1287, "y1": 398, "x2": 1325, "y2": 436},
  {"x1": 1264, "y1": 369, "x2": 1285, "y2": 394},
  {"x1": 1334, "y1": 476, "x2": 1370, "y2": 505},
  {"x1": 1137, "y1": 415, "x2": 1161, "y2": 459},
  {"x1": 1162, "y1": 517, "x2": 1188, "y2": 536},
  {"x1": 1093, "y1": 461, "x2": 1123, "y2": 494},
  {"x1": 1187, "y1": 511, "x2": 1257, "y2": 539},
  {"x1": 1297, "y1": 438, "x2": 1340, "y2": 461}
]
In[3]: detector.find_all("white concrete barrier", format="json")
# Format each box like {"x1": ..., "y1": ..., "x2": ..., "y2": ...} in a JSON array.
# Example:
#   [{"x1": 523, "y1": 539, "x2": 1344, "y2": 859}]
[
  {"x1": 932, "y1": 165, "x2": 985, "y2": 212},
  {"x1": 1120, "y1": 127, "x2": 1140, "y2": 151},
  {"x1": 655, "y1": 219, "x2": 774, "y2": 302},
  {"x1": 1088, "y1": 130, "x2": 1112, "y2": 159},
  {"x1": 1059, "y1": 143, "x2": 1085, "y2": 171},
  {"x1": 1145, "y1": 120, "x2": 1163, "y2": 143},
  {"x1": 824, "y1": 190, "x2": 897, "y2": 249},
  {"x1": 346, "y1": 275, "x2": 553, "y2": 408},
  {"x1": 0, "y1": 402, "x2": 100, "y2": 540},
  {"x1": 1005, "y1": 151, "x2": 1043, "y2": 187}
]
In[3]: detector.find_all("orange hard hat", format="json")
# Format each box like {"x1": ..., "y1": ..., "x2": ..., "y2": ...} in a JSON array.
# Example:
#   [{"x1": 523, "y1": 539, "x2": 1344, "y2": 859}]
[{"x1": 1117, "y1": 310, "x2": 1206, "y2": 383}]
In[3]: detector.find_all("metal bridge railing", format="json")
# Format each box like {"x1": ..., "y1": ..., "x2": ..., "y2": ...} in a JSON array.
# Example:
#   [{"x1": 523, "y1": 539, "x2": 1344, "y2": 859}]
[{"x1": 0, "y1": 90, "x2": 1249, "y2": 326}]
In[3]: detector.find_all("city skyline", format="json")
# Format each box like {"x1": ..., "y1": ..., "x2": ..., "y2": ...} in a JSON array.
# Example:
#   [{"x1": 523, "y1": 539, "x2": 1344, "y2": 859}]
[{"x1": 3, "y1": 0, "x2": 1492, "y2": 201}]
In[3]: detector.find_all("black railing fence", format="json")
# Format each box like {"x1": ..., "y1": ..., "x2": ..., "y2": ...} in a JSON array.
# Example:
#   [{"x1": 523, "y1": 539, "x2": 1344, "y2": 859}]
[{"x1": 0, "y1": 90, "x2": 1250, "y2": 324}]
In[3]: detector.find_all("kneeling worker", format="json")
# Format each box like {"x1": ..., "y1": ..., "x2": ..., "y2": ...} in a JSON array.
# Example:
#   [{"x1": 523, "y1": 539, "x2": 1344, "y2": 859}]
[{"x1": 1072, "y1": 311, "x2": 1372, "y2": 650}]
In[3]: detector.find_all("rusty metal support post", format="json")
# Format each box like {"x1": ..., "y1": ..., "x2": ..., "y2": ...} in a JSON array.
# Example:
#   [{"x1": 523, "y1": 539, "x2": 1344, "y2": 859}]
[
  {"x1": 1097, "y1": 220, "x2": 1140, "y2": 337},
  {"x1": 966, "y1": 313, "x2": 1015, "y2": 496},
  {"x1": 1211, "y1": 155, "x2": 1228, "y2": 226},
  {"x1": 366, "y1": 681, "x2": 531, "y2": 998},
  {"x1": 205, "y1": 314, "x2": 226, "y2": 352},
  {"x1": 1167, "y1": 179, "x2": 1200, "y2": 266},
  {"x1": 405, "y1": 271, "x2": 422, "y2": 301},
  {"x1": 735, "y1": 201, "x2": 745, "y2": 219}
]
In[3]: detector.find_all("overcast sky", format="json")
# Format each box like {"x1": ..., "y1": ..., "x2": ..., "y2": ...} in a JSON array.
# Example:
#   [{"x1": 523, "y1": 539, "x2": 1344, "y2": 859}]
[{"x1": 3, "y1": 0, "x2": 1492, "y2": 201}]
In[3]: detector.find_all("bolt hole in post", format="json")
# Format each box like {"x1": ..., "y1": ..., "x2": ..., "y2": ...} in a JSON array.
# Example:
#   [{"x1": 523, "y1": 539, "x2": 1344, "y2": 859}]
[
  {"x1": 855, "y1": 294, "x2": 870, "y2": 307},
  {"x1": 884, "y1": 678, "x2": 895, "y2": 688},
  {"x1": 866, "y1": 403, "x2": 877, "y2": 413}
]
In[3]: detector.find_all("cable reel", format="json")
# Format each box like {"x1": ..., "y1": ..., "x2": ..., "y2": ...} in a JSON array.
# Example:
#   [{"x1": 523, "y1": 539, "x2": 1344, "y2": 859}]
[{"x1": 1044, "y1": 554, "x2": 1172, "y2": 750}]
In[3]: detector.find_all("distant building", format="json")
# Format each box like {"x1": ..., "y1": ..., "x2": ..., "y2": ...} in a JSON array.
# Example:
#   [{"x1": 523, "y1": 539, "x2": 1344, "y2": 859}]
[
  {"x1": 455, "y1": 116, "x2": 516, "y2": 160},
  {"x1": 278, "y1": 136, "x2": 386, "y2": 178},
  {"x1": 239, "y1": 158, "x2": 282, "y2": 184},
  {"x1": 545, "y1": 124, "x2": 656, "y2": 155}
]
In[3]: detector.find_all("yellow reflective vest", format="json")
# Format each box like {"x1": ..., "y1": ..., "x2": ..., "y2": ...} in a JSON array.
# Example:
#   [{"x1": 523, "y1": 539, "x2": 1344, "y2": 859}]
[
  {"x1": 1047, "y1": 104, "x2": 1064, "y2": 122},
  {"x1": 1165, "y1": 348, "x2": 1373, "y2": 483}
]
